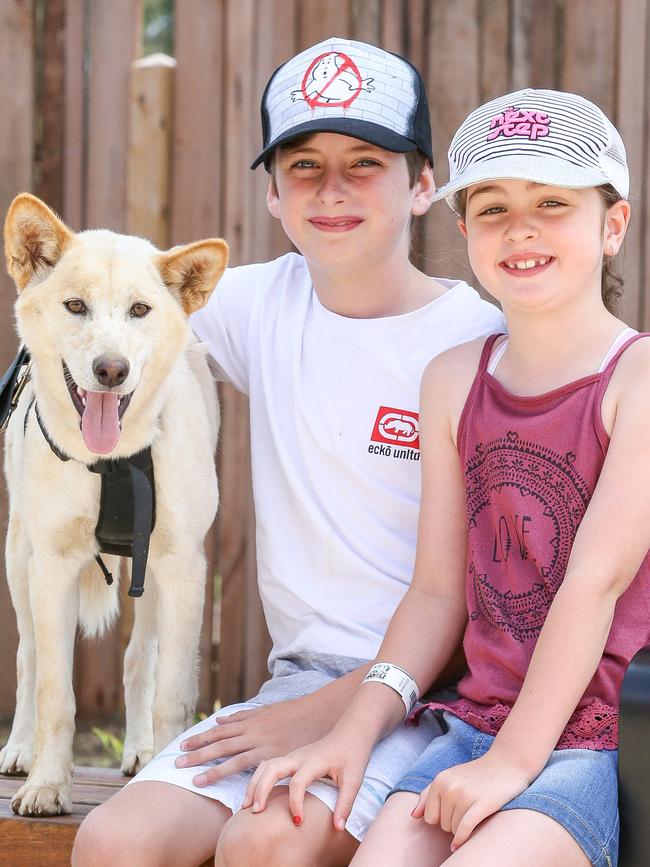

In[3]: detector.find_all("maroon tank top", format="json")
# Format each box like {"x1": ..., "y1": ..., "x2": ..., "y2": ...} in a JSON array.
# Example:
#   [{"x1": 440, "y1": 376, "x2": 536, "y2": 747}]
[{"x1": 417, "y1": 333, "x2": 650, "y2": 750}]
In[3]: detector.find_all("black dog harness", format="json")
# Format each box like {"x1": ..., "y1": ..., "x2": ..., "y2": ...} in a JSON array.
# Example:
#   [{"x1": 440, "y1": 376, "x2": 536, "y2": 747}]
[{"x1": 1, "y1": 347, "x2": 155, "y2": 598}]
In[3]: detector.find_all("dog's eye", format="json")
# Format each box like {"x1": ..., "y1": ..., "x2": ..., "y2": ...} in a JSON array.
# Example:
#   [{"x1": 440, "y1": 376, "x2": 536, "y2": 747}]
[
  {"x1": 130, "y1": 303, "x2": 151, "y2": 318},
  {"x1": 64, "y1": 299, "x2": 87, "y2": 315}
]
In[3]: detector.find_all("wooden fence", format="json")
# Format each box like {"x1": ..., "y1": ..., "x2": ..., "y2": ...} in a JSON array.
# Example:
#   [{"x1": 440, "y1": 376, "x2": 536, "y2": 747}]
[{"x1": 1, "y1": 0, "x2": 649, "y2": 720}]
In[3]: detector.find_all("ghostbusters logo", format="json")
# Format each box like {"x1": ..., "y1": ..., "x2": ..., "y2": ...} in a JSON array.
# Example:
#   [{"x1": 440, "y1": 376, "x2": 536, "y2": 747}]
[{"x1": 291, "y1": 52, "x2": 375, "y2": 108}]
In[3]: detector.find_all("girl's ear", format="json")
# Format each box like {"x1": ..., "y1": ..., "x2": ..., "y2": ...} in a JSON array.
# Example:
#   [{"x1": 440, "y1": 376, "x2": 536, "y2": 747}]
[
  {"x1": 457, "y1": 218, "x2": 468, "y2": 240},
  {"x1": 267, "y1": 177, "x2": 281, "y2": 220},
  {"x1": 603, "y1": 199, "x2": 631, "y2": 257}
]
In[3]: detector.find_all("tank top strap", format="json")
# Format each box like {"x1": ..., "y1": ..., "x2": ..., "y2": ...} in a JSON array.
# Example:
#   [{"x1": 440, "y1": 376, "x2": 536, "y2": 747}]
[
  {"x1": 478, "y1": 333, "x2": 506, "y2": 373},
  {"x1": 457, "y1": 334, "x2": 504, "y2": 449},
  {"x1": 593, "y1": 331, "x2": 650, "y2": 450}
]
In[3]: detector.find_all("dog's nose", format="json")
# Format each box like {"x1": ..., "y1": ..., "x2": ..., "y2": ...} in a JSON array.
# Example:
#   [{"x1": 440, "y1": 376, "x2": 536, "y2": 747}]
[{"x1": 92, "y1": 355, "x2": 130, "y2": 388}]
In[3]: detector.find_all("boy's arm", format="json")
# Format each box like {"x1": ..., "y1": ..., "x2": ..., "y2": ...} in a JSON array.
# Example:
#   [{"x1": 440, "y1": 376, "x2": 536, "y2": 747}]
[{"x1": 415, "y1": 340, "x2": 650, "y2": 851}]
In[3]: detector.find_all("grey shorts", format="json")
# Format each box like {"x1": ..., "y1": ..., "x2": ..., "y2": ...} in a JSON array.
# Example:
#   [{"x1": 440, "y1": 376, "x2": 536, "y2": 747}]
[
  {"x1": 130, "y1": 653, "x2": 450, "y2": 842},
  {"x1": 392, "y1": 712, "x2": 619, "y2": 867}
]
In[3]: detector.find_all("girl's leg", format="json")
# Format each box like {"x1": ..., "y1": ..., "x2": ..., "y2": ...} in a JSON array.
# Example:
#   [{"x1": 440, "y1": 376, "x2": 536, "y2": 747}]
[
  {"x1": 349, "y1": 793, "x2": 454, "y2": 867},
  {"x1": 444, "y1": 809, "x2": 590, "y2": 867},
  {"x1": 72, "y1": 781, "x2": 232, "y2": 867},
  {"x1": 214, "y1": 788, "x2": 359, "y2": 867}
]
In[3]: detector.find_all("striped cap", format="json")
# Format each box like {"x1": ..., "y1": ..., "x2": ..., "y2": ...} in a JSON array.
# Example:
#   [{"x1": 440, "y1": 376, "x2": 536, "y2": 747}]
[
  {"x1": 434, "y1": 89, "x2": 629, "y2": 207},
  {"x1": 252, "y1": 37, "x2": 433, "y2": 170}
]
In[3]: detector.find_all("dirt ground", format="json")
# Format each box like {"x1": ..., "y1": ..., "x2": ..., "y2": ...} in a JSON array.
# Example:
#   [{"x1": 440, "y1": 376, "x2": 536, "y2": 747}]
[{"x1": 0, "y1": 717, "x2": 124, "y2": 768}]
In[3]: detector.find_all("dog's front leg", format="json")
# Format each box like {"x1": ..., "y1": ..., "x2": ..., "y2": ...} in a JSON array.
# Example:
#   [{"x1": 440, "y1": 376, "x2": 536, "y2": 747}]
[
  {"x1": 11, "y1": 552, "x2": 80, "y2": 816},
  {"x1": 121, "y1": 577, "x2": 157, "y2": 775},
  {"x1": 0, "y1": 515, "x2": 36, "y2": 775},
  {"x1": 150, "y1": 547, "x2": 207, "y2": 752}
]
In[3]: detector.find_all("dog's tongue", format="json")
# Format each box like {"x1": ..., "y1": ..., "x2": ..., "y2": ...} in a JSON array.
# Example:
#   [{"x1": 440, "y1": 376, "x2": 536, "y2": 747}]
[{"x1": 81, "y1": 391, "x2": 121, "y2": 454}]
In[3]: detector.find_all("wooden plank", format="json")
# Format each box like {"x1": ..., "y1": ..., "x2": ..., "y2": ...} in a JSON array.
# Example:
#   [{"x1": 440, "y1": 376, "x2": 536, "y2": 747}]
[
  {"x1": 561, "y1": 0, "x2": 617, "y2": 113},
  {"x1": 297, "y1": 0, "x2": 352, "y2": 49},
  {"x1": 170, "y1": 0, "x2": 224, "y2": 245},
  {"x1": 85, "y1": 0, "x2": 142, "y2": 232},
  {"x1": 478, "y1": 0, "x2": 509, "y2": 102},
  {"x1": 62, "y1": 0, "x2": 85, "y2": 229},
  {"x1": 351, "y1": 0, "x2": 382, "y2": 44},
  {"x1": 34, "y1": 0, "x2": 65, "y2": 214},
  {"x1": 616, "y1": 0, "x2": 648, "y2": 329},
  {"x1": 424, "y1": 0, "x2": 480, "y2": 285},
  {"x1": 73, "y1": 0, "x2": 142, "y2": 717},
  {"x1": 0, "y1": 0, "x2": 34, "y2": 718},
  {"x1": 511, "y1": 0, "x2": 560, "y2": 90},
  {"x1": 381, "y1": 0, "x2": 404, "y2": 55},
  {"x1": 126, "y1": 53, "x2": 177, "y2": 249}
]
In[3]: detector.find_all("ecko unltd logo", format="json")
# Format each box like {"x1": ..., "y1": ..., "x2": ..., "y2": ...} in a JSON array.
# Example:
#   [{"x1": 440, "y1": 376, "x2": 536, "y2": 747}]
[{"x1": 370, "y1": 406, "x2": 420, "y2": 451}]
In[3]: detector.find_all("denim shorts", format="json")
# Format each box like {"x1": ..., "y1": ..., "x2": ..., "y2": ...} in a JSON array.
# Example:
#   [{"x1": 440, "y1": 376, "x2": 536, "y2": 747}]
[{"x1": 392, "y1": 713, "x2": 619, "y2": 867}]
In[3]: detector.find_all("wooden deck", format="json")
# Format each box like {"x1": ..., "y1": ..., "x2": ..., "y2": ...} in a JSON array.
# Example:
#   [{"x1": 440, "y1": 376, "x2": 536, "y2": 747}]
[{"x1": 0, "y1": 767, "x2": 212, "y2": 866}]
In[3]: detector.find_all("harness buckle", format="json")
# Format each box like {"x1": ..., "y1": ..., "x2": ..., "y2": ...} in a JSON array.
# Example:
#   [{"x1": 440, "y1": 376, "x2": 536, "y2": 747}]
[{"x1": 1, "y1": 358, "x2": 32, "y2": 433}]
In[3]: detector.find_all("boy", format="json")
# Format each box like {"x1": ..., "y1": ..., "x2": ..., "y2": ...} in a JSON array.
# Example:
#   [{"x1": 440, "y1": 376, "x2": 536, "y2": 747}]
[{"x1": 72, "y1": 37, "x2": 503, "y2": 867}]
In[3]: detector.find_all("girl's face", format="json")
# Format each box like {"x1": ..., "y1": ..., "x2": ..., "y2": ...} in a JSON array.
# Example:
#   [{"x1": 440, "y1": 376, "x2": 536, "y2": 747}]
[{"x1": 458, "y1": 180, "x2": 629, "y2": 316}]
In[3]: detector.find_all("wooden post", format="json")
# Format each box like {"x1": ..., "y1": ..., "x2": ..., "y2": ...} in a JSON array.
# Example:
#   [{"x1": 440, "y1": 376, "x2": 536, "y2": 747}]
[
  {"x1": 0, "y1": 0, "x2": 35, "y2": 716},
  {"x1": 62, "y1": 0, "x2": 85, "y2": 229},
  {"x1": 126, "y1": 53, "x2": 176, "y2": 249}
]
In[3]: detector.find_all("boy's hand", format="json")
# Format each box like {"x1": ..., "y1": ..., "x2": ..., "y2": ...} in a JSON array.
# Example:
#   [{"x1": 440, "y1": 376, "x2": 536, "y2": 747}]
[
  {"x1": 240, "y1": 729, "x2": 373, "y2": 831},
  {"x1": 411, "y1": 751, "x2": 531, "y2": 851},
  {"x1": 174, "y1": 694, "x2": 335, "y2": 786}
]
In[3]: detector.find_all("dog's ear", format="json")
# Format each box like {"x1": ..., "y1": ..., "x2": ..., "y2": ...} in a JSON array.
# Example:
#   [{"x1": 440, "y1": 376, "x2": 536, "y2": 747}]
[
  {"x1": 4, "y1": 193, "x2": 75, "y2": 291},
  {"x1": 156, "y1": 239, "x2": 229, "y2": 315}
]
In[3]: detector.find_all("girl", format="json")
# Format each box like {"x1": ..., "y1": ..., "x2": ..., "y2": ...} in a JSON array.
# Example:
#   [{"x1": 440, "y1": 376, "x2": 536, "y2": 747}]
[{"x1": 243, "y1": 89, "x2": 650, "y2": 867}]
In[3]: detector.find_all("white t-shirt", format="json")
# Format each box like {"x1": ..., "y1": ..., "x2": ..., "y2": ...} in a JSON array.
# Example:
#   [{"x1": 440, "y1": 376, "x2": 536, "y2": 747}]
[{"x1": 191, "y1": 252, "x2": 504, "y2": 665}]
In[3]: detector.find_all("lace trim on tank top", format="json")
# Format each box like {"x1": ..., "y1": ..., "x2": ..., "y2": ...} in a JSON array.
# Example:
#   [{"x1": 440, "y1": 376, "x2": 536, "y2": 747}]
[
  {"x1": 486, "y1": 327, "x2": 639, "y2": 377},
  {"x1": 410, "y1": 698, "x2": 618, "y2": 750}
]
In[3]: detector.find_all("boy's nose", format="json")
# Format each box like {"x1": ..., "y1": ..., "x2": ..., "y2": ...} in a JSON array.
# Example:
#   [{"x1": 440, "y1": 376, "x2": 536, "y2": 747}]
[{"x1": 316, "y1": 168, "x2": 346, "y2": 203}]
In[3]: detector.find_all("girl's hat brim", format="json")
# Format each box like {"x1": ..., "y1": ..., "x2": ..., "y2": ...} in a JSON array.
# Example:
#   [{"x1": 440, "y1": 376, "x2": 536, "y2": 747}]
[{"x1": 433, "y1": 154, "x2": 629, "y2": 211}]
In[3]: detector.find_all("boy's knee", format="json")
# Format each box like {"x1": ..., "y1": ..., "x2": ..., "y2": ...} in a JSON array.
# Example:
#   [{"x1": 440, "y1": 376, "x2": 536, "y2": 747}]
[{"x1": 72, "y1": 803, "x2": 157, "y2": 867}]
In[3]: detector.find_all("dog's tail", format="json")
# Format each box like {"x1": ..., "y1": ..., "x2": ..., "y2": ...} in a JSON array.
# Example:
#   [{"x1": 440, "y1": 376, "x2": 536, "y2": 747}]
[{"x1": 78, "y1": 557, "x2": 121, "y2": 638}]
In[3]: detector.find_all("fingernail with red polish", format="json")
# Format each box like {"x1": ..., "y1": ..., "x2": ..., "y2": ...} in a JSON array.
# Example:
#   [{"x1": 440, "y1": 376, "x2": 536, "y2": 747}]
[{"x1": 293, "y1": 815, "x2": 302, "y2": 826}]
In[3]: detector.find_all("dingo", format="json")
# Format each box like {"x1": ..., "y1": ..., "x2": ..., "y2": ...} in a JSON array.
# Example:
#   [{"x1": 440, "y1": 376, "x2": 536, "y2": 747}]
[{"x1": 0, "y1": 193, "x2": 227, "y2": 816}]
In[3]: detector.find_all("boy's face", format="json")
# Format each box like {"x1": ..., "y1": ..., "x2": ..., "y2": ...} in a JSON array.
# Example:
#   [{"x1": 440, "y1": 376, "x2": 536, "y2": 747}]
[{"x1": 267, "y1": 133, "x2": 434, "y2": 274}]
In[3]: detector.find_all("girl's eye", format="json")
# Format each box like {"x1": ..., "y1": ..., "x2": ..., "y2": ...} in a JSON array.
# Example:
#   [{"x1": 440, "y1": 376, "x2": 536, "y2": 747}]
[
  {"x1": 540, "y1": 200, "x2": 565, "y2": 208},
  {"x1": 64, "y1": 299, "x2": 87, "y2": 315},
  {"x1": 130, "y1": 302, "x2": 151, "y2": 318}
]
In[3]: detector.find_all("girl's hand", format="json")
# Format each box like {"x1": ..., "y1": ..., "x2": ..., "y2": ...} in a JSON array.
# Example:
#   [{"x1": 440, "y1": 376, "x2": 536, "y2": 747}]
[
  {"x1": 411, "y1": 751, "x2": 531, "y2": 851},
  {"x1": 241, "y1": 730, "x2": 373, "y2": 830}
]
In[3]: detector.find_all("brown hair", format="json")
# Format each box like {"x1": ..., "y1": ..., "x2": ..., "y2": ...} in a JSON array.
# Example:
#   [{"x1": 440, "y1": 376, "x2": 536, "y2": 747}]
[{"x1": 452, "y1": 184, "x2": 624, "y2": 314}]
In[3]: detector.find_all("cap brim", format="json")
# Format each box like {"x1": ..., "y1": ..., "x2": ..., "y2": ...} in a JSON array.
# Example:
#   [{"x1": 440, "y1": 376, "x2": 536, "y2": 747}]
[
  {"x1": 433, "y1": 156, "x2": 624, "y2": 208},
  {"x1": 251, "y1": 118, "x2": 425, "y2": 170}
]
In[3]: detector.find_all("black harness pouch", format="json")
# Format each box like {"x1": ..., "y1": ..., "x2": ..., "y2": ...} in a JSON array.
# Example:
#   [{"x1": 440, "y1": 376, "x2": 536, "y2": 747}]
[{"x1": 0, "y1": 346, "x2": 30, "y2": 432}]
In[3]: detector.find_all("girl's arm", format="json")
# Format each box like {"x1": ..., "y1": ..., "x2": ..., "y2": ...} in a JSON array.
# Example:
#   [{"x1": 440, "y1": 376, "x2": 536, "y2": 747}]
[
  {"x1": 242, "y1": 345, "x2": 479, "y2": 828},
  {"x1": 418, "y1": 340, "x2": 650, "y2": 851}
]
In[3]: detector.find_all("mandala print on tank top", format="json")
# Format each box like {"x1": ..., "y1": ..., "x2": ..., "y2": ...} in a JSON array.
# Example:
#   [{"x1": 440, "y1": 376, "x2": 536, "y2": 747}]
[{"x1": 465, "y1": 429, "x2": 592, "y2": 643}]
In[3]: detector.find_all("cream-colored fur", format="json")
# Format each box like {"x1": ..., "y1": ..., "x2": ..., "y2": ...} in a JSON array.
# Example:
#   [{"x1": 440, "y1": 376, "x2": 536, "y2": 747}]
[{"x1": 0, "y1": 194, "x2": 228, "y2": 816}]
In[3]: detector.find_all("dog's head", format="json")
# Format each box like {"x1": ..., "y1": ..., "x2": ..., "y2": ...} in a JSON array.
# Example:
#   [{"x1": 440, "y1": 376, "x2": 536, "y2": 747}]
[{"x1": 4, "y1": 193, "x2": 228, "y2": 458}]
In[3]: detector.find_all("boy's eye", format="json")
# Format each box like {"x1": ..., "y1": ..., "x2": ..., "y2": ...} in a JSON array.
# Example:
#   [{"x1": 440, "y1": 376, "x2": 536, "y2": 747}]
[
  {"x1": 291, "y1": 159, "x2": 319, "y2": 169},
  {"x1": 478, "y1": 206, "x2": 505, "y2": 216},
  {"x1": 354, "y1": 158, "x2": 380, "y2": 168},
  {"x1": 540, "y1": 199, "x2": 565, "y2": 208}
]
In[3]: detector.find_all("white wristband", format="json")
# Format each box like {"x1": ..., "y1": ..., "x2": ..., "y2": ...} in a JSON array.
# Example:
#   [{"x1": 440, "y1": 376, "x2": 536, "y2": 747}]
[{"x1": 362, "y1": 663, "x2": 420, "y2": 717}]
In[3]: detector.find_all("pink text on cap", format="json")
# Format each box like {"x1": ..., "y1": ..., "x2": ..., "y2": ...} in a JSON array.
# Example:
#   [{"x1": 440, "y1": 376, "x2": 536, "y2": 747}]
[{"x1": 487, "y1": 107, "x2": 551, "y2": 142}]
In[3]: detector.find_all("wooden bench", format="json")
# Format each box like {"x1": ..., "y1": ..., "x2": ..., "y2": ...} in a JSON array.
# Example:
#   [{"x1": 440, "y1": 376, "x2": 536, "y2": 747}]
[{"x1": 0, "y1": 767, "x2": 212, "y2": 866}]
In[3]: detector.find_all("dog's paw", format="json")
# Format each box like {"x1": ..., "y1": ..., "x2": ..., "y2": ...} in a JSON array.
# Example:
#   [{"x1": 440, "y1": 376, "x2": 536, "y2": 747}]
[
  {"x1": 11, "y1": 781, "x2": 72, "y2": 816},
  {"x1": 121, "y1": 746, "x2": 153, "y2": 776},
  {"x1": 0, "y1": 744, "x2": 32, "y2": 776}
]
